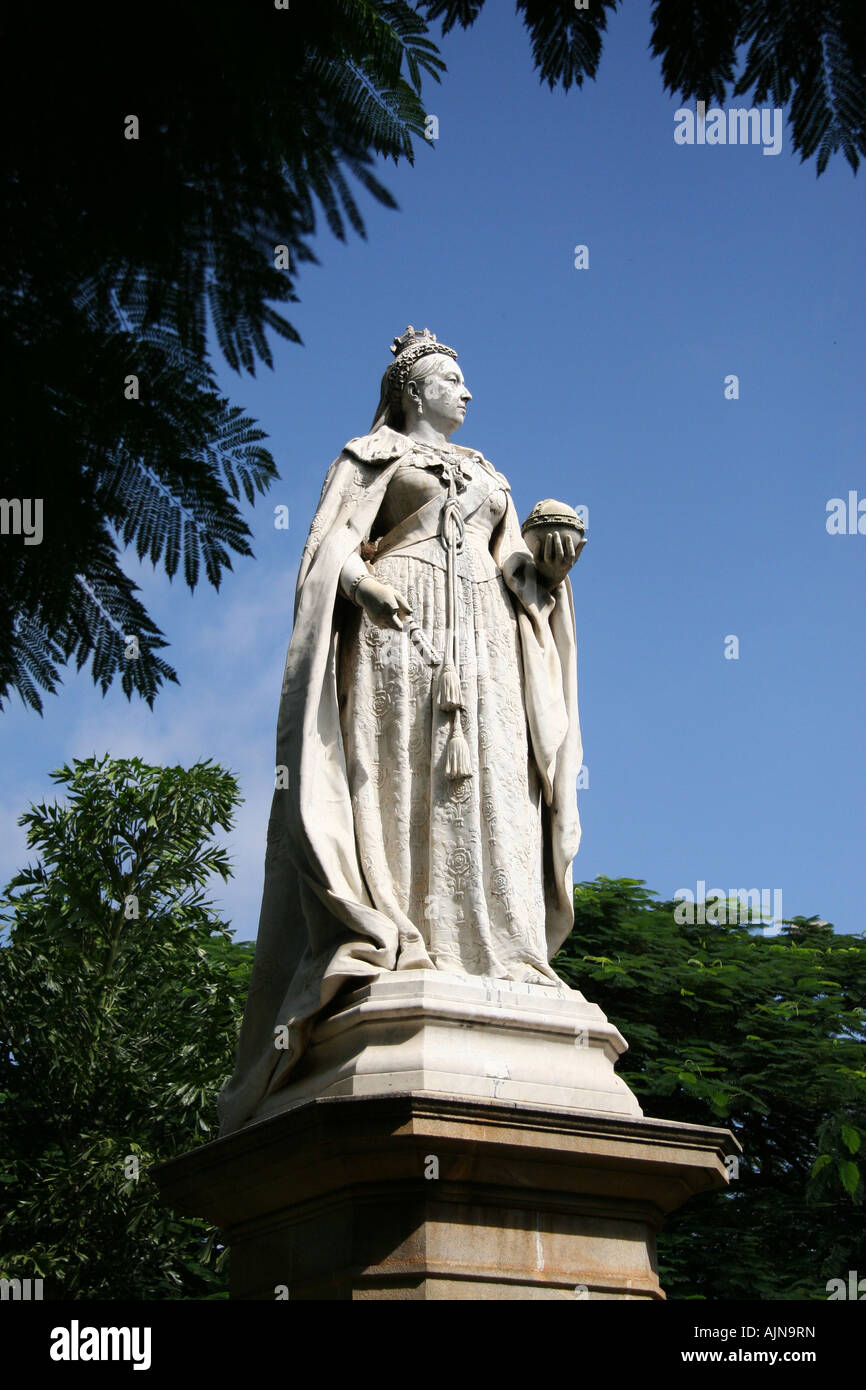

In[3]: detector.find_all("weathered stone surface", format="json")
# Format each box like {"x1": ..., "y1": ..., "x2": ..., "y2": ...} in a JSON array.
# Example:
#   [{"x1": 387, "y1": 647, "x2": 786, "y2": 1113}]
[{"x1": 157, "y1": 1092, "x2": 738, "y2": 1300}]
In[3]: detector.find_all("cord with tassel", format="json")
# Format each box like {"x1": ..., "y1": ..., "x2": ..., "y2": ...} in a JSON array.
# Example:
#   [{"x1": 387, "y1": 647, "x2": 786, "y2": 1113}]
[{"x1": 437, "y1": 467, "x2": 472, "y2": 779}]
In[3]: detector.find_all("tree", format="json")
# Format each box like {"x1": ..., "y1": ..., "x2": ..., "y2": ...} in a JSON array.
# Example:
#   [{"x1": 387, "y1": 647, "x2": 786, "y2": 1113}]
[
  {"x1": 3, "y1": 837, "x2": 862, "y2": 1299},
  {"x1": 1, "y1": 3, "x2": 442, "y2": 711},
  {"x1": 421, "y1": 0, "x2": 866, "y2": 173},
  {"x1": 554, "y1": 878, "x2": 866, "y2": 1300},
  {"x1": 0, "y1": 756, "x2": 253, "y2": 1299}
]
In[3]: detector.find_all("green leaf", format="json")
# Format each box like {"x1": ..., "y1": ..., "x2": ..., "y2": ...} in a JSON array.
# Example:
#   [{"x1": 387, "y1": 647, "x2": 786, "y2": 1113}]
[{"x1": 839, "y1": 1161, "x2": 860, "y2": 1196}]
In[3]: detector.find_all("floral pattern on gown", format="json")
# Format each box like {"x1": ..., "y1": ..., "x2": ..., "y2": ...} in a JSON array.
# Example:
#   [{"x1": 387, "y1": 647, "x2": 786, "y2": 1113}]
[{"x1": 337, "y1": 448, "x2": 561, "y2": 986}]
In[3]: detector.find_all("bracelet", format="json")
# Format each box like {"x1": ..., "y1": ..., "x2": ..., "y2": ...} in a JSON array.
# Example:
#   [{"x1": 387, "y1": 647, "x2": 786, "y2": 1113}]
[{"x1": 349, "y1": 572, "x2": 369, "y2": 605}]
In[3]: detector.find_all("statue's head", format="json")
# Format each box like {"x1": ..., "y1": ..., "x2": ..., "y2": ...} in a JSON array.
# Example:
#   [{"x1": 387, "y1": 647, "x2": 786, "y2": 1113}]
[{"x1": 370, "y1": 326, "x2": 471, "y2": 437}]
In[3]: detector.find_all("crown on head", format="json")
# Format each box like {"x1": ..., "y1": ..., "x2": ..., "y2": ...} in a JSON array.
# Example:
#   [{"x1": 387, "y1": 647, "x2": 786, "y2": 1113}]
[{"x1": 387, "y1": 325, "x2": 458, "y2": 402}]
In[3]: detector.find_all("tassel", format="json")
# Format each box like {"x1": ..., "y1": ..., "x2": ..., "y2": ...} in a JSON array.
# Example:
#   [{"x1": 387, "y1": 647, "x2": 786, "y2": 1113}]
[
  {"x1": 438, "y1": 660, "x2": 463, "y2": 711},
  {"x1": 445, "y1": 724, "x2": 473, "y2": 779}
]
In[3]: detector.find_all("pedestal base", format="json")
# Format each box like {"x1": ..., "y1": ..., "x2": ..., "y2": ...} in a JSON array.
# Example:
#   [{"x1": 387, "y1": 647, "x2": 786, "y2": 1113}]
[
  {"x1": 257, "y1": 970, "x2": 643, "y2": 1122},
  {"x1": 157, "y1": 1093, "x2": 737, "y2": 1300},
  {"x1": 158, "y1": 971, "x2": 736, "y2": 1298}
]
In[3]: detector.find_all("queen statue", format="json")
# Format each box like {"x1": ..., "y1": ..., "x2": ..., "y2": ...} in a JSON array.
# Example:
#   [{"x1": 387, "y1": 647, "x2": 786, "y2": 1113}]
[{"x1": 218, "y1": 326, "x2": 587, "y2": 1133}]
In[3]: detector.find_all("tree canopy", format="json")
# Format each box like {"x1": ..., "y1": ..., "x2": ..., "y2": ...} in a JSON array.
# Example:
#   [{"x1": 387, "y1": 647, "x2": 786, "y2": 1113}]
[
  {"x1": 420, "y1": 0, "x2": 865, "y2": 172},
  {"x1": 555, "y1": 877, "x2": 866, "y2": 1300},
  {"x1": 1, "y1": 3, "x2": 441, "y2": 712},
  {"x1": 0, "y1": 757, "x2": 251, "y2": 1298},
  {"x1": 0, "y1": 754, "x2": 860, "y2": 1303}
]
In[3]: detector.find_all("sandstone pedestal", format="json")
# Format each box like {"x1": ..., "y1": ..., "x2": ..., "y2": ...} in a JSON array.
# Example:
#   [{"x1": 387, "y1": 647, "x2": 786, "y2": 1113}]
[{"x1": 157, "y1": 973, "x2": 737, "y2": 1299}]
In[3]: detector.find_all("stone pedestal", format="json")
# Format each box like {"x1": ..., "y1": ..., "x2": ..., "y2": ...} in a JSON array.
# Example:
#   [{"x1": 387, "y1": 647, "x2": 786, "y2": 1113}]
[
  {"x1": 258, "y1": 970, "x2": 643, "y2": 1121},
  {"x1": 157, "y1": 973, "x2": 737, "y2": 1299}
]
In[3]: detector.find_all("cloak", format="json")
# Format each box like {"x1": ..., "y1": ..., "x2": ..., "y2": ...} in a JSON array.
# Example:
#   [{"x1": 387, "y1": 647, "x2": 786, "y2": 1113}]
[{"x1": 217, "y1": 425, "x2": 582, "y2": 1134}]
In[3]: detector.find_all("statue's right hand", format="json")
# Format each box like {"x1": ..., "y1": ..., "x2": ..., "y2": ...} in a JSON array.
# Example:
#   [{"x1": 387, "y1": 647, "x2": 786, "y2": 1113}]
[{"x1": 355, "y1": 577, "x2": 412, "y2": 631}]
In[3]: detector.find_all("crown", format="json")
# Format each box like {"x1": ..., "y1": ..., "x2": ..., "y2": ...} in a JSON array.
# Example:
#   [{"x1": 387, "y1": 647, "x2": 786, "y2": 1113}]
[{"x1": 387, "y1": 325, "x2": 458, "y2": 402}]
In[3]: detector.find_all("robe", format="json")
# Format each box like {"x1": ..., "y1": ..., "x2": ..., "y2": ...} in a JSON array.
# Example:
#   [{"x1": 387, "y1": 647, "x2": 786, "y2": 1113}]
[{"x1": 217, "y1": 425, "x2": 582, "y2": 1135}]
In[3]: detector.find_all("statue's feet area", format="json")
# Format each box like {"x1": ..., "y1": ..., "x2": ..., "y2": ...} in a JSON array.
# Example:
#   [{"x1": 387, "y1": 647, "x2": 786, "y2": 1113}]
[{"x1": 253, "y1": 968, "x2": 643, "y2": 1124}]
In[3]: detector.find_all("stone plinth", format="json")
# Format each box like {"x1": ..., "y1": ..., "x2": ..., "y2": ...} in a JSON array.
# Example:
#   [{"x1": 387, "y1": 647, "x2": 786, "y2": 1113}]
[
  {"x1": 257, "y1": 970, "x2": 643, "y2": 1123},
  {"x1": 157, "y1": 974, "x2": 737, "y2": 1299},
  {"x1": 157, "y1": 1092, "x2": 737, "y2": 1300}
]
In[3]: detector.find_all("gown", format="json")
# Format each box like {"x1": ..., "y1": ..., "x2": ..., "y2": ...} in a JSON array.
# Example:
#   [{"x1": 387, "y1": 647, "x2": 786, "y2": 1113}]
[
  {"x1": 216, "y1": 425, "x2": 581, "y2": 1134},
  {"x1": 337, "y1": 438, "x2": 561, "y2": 985}
]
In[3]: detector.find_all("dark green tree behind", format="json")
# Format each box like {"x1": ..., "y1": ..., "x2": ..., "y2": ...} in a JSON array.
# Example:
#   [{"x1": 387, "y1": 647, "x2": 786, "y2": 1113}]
[
  {"x1": 554, "y1": 877, "x2": 866, "y2": 1300},
  {"x1": 1, "y1": 813, "x2": 862, "y2": 1300},
  {"x1": 1, "y1": 3, "x2": 442, "y2": 712},
  {"x1": 0, "y1": 757, "x2": 253, "y2": 1299}
]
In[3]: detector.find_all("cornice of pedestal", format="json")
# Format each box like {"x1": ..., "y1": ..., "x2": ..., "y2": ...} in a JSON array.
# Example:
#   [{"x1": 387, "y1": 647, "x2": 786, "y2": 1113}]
[{"x1": 156, "y1": 1089, "x2": 740, "y2": 1250}]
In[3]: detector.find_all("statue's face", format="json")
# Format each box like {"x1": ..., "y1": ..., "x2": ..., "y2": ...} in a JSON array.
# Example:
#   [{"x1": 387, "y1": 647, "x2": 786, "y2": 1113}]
[{"x1": 410, "y1": 357, "x2": 472, "y2": 434}]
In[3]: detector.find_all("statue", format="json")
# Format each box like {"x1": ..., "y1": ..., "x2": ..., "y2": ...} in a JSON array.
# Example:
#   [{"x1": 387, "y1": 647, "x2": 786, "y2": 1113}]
[{"x1": 218, "y1": 327, "x2": 586, "y2": 1134}]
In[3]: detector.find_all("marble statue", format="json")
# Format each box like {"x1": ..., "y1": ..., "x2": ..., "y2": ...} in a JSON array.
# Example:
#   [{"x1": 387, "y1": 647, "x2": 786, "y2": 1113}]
[{"x1": 218, "y1": 327, "x2": 586, "y2": 1134}]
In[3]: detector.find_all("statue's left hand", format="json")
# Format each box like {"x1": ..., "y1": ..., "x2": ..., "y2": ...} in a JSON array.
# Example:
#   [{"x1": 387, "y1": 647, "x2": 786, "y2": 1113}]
[{"x1": 535, "y1": 528, "x2": 584, "y2": 587}]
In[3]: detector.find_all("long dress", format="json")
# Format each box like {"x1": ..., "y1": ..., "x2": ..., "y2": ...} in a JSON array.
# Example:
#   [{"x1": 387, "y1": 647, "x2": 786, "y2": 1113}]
[
  {"x1": 217, "y1": 425, "x2": 581, "y2": 1134},
  {"x1": 339, "y1": 439, "x2": 559, "y2": 984}
]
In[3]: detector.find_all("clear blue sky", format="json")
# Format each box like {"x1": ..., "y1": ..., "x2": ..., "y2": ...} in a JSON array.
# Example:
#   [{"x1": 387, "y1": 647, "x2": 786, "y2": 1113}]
[{"x1": 2, "y1": 2, "x2": 863, "y2": 939}]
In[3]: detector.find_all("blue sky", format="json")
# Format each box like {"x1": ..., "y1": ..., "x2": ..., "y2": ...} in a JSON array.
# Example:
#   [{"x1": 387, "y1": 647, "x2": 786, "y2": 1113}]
[{"x1": 2, "y1": 2, "x2": 863, "y2": 940}]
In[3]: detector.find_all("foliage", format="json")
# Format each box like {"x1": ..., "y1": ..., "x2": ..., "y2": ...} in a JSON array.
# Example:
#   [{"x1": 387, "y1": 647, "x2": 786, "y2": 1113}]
[
  {"x1": 649, "y1": 0, "x2": 866, "y2": 175},
  {"x1": 421, "y1": 0, "x2": 866, "y2": 174},
  {"x1": 0, "y1": 757, "x2": 253, "y2": 1299},
  {"x1": 1, "y1": 2, "x2": 442, "y2": 711},
  {"x1": 2, "y1": 811, "x2": 862, "y2": 1300},
  {"x1": 554, "y1": 877, "x2": 866, "y2": 1300}
]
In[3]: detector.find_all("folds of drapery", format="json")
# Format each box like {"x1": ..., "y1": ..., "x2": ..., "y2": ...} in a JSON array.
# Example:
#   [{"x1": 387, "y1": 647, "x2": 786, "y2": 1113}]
[{"x1": 216, "y1": 427, "x2": 582, "y2": 1135}]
